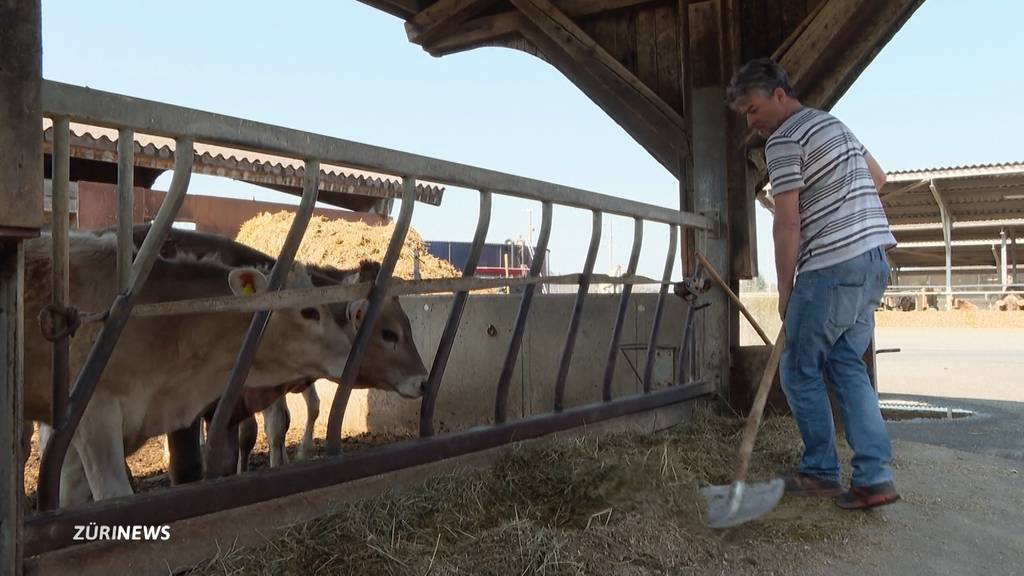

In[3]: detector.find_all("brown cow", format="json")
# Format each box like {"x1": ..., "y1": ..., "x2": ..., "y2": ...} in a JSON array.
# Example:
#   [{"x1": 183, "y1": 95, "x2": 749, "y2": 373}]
[
  {"x1": 24, "y1": 226, "x2": 423, "y2": 506},
  {"x1": 135, "y1": 226, "x2": 428, "y2": 482}
]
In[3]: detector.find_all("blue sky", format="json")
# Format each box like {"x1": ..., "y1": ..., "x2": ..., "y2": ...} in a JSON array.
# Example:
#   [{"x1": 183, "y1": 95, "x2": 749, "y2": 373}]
[{"x1": 40, "y1": 0, "x2": 1023, "y2": 282}]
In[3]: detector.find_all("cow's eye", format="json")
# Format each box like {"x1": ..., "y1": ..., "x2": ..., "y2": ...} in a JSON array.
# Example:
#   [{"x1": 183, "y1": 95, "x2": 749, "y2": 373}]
[
  {"x1": 301, "y1": 307, "x2": 321, "y2": 322},
  {"x1": 382, "y1": 329, "x2": 399, "y2": 343}
]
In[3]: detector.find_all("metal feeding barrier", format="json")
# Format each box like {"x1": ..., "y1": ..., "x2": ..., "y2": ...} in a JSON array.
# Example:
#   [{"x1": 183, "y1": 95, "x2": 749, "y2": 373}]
[{"x1": 27, "y1": 80, "x2": 719, "y2": 557}]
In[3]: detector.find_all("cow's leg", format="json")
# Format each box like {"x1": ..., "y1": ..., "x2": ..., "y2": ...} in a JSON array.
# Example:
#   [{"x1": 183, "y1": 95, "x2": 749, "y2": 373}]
[
  {"x1": 237, "y1": 415, "x2": 257, "y2": 474},
  {"x1": 221, "y1": 422, "x2": 241, "y2": 477},
  {"x1": 198, "y1": 414, "x2": 241, "y2": 478},
  {"x1": 297, "y1": 385, "x2": 319, "y2": 461},
  {"x1": 263, "y1": 398, "x2": 290, "y2": 467},
  {"x1": 73, "y1": 401, "x2": 133, "y2": 501},
  {"x1": 166, "y1": 418, "x2": 203, "y2": 485},
  {"x1": 58, "y1": 445, "x2": 94, "y2": 507}
]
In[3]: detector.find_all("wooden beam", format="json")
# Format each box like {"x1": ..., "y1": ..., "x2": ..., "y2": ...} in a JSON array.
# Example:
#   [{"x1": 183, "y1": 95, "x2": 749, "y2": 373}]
[
  {"x1": 424, "y1": 0, "x2": 662, "y2": 56},
  {"x1": 770, "y1": 0, "x2": 923, "y2": 108},
  {"x1": 427, "y1": 10, "x2": 527, "y2": 55},
  {"x1": 686, "y1": 0, "x2": 733, "y2": 399},
  {"x1": 510, "y1": 0, "x2": 688, "y2": 153},
  {"x1": 405, "y1": 0, "x2": 498, "y2": 46},
  {"x1": 517, "y1": 22, "x2": 683, "y2": 177},
  {"x1": 802, "y1": 0, "x2": 923, "y2": 109},
  {"x1": 356, "y1": 0, "x2": 423, "y2": 20},
  {"x1": 558, "y1": 0, "x2": 662, "y2": 17}
]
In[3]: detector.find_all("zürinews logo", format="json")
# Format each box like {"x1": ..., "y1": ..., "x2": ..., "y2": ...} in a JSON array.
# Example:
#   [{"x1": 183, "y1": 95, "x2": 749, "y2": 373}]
[{"x1": 72, "y1": 523, "x2": 171, "y2": 542}]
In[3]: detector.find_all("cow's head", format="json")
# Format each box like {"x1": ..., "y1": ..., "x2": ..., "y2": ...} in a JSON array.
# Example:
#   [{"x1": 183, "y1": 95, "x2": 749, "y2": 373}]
[
  {"x1": 227, "y1": 265, "x2": 355, "y2": 383},
  {"x1": 336, "y1": 261, "x2": 428, "y2": 399}
]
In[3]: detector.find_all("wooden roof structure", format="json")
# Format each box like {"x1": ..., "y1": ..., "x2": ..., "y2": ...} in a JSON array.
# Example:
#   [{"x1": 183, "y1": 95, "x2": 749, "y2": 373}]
[
  {"x1": 358, "y1": 0, "x2": 924, "y2": 282},
  {"x1": 359, "y1": 0, "x2": 922, "y2": 177}
]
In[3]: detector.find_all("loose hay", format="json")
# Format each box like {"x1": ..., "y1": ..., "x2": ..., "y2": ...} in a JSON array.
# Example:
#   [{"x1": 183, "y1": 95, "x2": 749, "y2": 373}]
[
  {"x1": 188, "y1": 408, "x2": 881, "y2": 576},
  {"x1": 235, "y1": 211, "x2": 461, "y2": 280},
  {"x1": 874, "y1": 309, "x2": 1024, "y2": 329}
]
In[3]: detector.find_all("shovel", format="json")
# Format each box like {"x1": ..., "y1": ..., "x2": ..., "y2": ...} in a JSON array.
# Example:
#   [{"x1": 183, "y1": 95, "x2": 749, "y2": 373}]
[{"x1": 695, "y1": 252, "x2": 786, "y2": 529}]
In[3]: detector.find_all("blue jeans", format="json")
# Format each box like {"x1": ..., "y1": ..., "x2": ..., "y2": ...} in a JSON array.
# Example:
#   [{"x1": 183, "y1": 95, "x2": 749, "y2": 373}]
[{"x1": 780, "y1": 246, "x2": 893, "y2": 487}]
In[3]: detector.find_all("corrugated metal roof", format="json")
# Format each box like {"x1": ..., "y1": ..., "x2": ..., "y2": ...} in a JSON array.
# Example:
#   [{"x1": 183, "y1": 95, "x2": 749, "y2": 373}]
[
  {"x1": 886, "y1": 161, "x2": 1024, "y2": 182},
  {"x1": 41, "y1": 120, "x2": 445, "y2": 206}
]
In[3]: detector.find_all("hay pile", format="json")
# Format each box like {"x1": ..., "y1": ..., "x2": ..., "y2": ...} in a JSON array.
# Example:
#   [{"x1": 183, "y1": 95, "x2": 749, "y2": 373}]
[
  {"x1": 875, "y1": 310, "x2": 1024, "y2": 329},
  {"x1": 188, "y1": 409, "x2": 881, "y2": 576},
  {"x1": 235, "y1": 211, "x2": 461, "y2": 280}
]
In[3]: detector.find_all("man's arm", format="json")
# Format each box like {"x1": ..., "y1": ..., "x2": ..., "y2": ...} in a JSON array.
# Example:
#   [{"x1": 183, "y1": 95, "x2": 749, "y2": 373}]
[
  {"x1": 774, "y1": 189, "x2": 801, "y2": 320},
  {"x1": 865, "y1": 153, "x2": 887, "y2": 195}
]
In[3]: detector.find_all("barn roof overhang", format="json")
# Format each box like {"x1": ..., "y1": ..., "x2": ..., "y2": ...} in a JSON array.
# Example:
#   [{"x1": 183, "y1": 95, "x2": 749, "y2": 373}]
[{"x1": 357, "y1": 0, "x2": 924, "y2": 182}]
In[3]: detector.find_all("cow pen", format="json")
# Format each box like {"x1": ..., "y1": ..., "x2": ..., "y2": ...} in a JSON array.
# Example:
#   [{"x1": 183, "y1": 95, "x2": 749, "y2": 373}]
[{"x1": 17, "y1": 80, "x2": 718, "y2": 561}]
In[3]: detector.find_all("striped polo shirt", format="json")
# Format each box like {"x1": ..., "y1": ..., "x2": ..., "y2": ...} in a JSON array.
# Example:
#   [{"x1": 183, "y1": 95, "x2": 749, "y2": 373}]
[{"x1": 766, "y1": 107, "x2": 895, "y2": 274}]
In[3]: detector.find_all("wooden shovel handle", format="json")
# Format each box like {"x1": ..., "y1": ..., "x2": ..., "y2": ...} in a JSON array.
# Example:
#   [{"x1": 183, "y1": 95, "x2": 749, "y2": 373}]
[
  {"x1": 693, "y1": 251, "x2": 784, "y2": 482},
  {"x1": 695, "y1": 252, "x2": 772, "y2": 346},
  {"x1": 734, "y1": 327, "x2": 785, "y2": 483}
]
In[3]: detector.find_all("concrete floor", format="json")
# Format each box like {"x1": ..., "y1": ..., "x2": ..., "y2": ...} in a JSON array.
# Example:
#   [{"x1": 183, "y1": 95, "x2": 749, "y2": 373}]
[{"x1": 875, "y1": 327, "x2": 1024, "y2": 462}]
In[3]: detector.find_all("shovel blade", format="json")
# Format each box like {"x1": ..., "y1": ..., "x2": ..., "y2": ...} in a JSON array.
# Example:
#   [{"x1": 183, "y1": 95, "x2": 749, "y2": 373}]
[{"x1": 701, "y1": 478, "x2": 784, "y2": 529}]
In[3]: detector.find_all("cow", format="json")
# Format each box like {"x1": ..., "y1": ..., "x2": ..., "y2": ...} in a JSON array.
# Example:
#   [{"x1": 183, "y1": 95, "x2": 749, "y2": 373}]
[
  {"x1": 132, "y1": 225, "x2": 429, "y2": 481},
  {"x1": 952, "y1": 297, "x2": 978, "y2": 310},
  {"x1": 22, "y1": 226, "x2": 421, "y2": 506}
]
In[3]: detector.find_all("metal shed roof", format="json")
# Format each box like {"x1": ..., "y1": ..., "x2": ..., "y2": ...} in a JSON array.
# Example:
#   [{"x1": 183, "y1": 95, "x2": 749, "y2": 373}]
[
  {"x1": 881, "y1": 162, "x2": 1024, "y2": 269},
  {"x1": 41, "y1": 120, "x2": 445, "y2": 212}
]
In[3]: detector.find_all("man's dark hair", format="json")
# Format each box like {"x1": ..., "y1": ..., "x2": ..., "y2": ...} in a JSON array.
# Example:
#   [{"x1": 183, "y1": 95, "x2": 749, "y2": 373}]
[{"x1": 726, "y1": 58, "x2": 798, "y2": 107}]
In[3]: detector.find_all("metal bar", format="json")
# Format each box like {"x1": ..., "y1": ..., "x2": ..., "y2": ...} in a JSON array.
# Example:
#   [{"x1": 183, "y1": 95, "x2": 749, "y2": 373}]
[
  {"x1": 671, "y1": 261, "x2": 704, "y2": 385},
  {"x1": 37, "y1": 139, "x2": 194, "y2": 511},
  {"x1": 116, "y1": 128, "x2": 134, "y2": 292},
  {"x1": 1000, "y1": 228, "x2": 1008, "y2": 291},
  {"x1": 50, "y1": 117, "x2": 70, "y2": 427},
  {"x1": 129, "y1": 272, "x2": 667, "y2": 318},
  {"x1": 420, "y1": 190, "x2": 492, "y2": 437},
  {"x1": 204, "y1": 160, "x2": 321, "y2": 478},
  {"x1": 326, "y1": 177, "x2": 418, "y2": 455},
  {"x1": 41, "y1": 81, "x2": 714, "y2": 231},
  {"x1": 930, "y1": 180, "x2": 953, "y2": 310},
  {"x1": 554, "y1": 210, "x2": 602, "y2": 412},
  {"x1": 24, "y1": 382, "x2": 715, "y2": 558},
  {"x1": 676, "y1": 262, "x2": 706, "y2": 387},
  {"x1": 1, "y1": 243, "x2": 25, "y2": 576},
  {"x1": 642, "y1": 225, "x2": 677, "y2": 393},
  {"x1": 494, "y1": 201, "x2": 553, "y2": 424},
  {"x1": 1013, "y1": 228, "x2": 1018, "y2": 284},
  {"x1": 602, "y1": 218, "x2": 643, "y2": 402}
]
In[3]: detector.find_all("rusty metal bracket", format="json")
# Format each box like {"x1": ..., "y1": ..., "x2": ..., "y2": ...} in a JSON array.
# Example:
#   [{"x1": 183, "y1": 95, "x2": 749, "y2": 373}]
[{"x1": 37, "y1": 304, "x2": 107, "y2": 342}]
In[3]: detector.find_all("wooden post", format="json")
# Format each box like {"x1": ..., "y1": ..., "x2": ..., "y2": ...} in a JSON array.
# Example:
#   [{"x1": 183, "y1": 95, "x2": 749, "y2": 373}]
[
  {"x1": 685, "y1": 0, "x2": 737, "y2": 398},
  {"x1": 0, "y1": 245, "x2": 24, "y2": 576},
  {"x1": 1, "y1": 1, "x2": 42, "y2": 573}
]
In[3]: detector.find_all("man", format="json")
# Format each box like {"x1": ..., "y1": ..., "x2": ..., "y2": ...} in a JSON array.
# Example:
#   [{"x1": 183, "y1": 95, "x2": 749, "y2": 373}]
[{"x1": 727, "y1": 58, "x2": 900, "y2": 510}]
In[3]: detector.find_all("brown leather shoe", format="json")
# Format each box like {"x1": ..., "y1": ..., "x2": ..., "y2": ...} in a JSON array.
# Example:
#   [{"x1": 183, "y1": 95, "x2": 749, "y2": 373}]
[
  {"x1": 783, "y1": 473, "x2": 843, "y2": 497},
  {"x1": 834, "y1": 481, "x2": 901, "y2": 510}
]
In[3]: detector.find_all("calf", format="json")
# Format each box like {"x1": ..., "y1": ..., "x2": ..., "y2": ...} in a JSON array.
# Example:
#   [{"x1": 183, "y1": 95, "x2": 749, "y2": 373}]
[{"x1": 24, "y1": 228, "x2": 360, "y2": 505}]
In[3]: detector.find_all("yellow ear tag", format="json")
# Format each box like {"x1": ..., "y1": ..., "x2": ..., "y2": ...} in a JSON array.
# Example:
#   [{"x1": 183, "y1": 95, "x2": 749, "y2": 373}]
[{"x1": 241, "y1": 282, "x2": 255, "y2": 296}]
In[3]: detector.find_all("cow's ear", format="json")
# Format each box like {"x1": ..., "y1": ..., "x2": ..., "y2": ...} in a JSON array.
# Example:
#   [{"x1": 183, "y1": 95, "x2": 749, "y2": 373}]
[
  {"x1": 228, "y1": 267, "x2": 269, "y2": 296},
  {"x1": 347, "y1": 298, "x2": 369, "y2": 328},
  {"x1": 358, "y1": 260, "x2": 381, "y2": 283}
]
